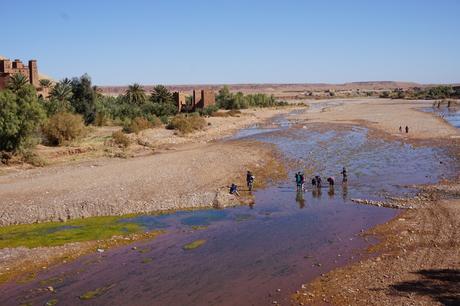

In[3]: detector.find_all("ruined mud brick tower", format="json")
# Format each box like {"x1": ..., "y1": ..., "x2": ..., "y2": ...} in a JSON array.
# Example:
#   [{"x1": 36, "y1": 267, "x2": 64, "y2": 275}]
[
  {"x1": 0, "y1": 58, "x2": 40, "y2": 90},
  {"x1": 193, "y1": 89, "x2": 215, "y2": 110},
  {"x1": 173, "y1": 91, "x2": 187, "y2": 112}
]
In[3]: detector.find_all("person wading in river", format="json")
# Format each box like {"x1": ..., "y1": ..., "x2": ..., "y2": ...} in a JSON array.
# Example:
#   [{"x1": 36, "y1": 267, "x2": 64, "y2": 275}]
[
  {"x1": 341, "y1": 167, "x2": 348, "y2": 183},
  {"x1": 295, "y1": 172, "x2": 302, "y2": 191},
  {"x1": 315, "y1": 175, "x2": 322, "y2": 188}
]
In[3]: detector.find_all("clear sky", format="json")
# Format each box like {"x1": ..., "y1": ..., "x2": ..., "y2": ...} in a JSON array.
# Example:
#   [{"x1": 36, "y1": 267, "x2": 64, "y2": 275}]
[{"x1": 1, "y1": 0, "x2": 459, "y2": 85}]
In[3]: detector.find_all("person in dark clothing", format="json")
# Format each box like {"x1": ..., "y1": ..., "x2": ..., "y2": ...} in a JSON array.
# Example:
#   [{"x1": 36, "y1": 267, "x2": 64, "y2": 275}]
[
  {"x1": 405, "y1": 126, "x2": 409, "y2": 133},
  {"x1": 299, "y1": 172, "x2": 305, "y2": 191},
  {"x1": 230, "y1": 183, "x2": 240, "y2": 196},
  {"x1": 311, "y1": 177, "x2": 317, "y2": 187},
  {"x1": 315, "y1": 175, "x2": 322, "y2": 188},
  {"x1": 341, "y1": 167, "x2": 348, "y2": 183},
  {"x1": 246, "y1": 170, "x2": 255, "y2": 191},
  {"x1": 327, "y1": 177, "x2": 335, "y2": 186},
  {"x1": 399, "y1": 126, "x2": 402, "y2": 132}
]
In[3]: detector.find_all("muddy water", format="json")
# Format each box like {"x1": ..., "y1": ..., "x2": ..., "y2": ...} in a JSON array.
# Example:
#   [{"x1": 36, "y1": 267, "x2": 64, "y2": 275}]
[{"x1": 1, "y1": 120, "x2": 455, "y2": 306}]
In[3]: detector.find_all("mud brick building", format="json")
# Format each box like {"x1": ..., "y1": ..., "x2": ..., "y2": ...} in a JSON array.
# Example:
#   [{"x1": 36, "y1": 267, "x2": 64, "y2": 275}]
[
  {"x1": 174, "y1": 89, "x2": 215, "y2": 112},
  {"x1": 173, "y1": 91, "x2": 188, "y2": 112},
  {"x1": 0, "y1": 58, "x2": 39, "y2": 90},
  {"x1": 193, "y1": 89, "x2": 215, "y2": 109}
]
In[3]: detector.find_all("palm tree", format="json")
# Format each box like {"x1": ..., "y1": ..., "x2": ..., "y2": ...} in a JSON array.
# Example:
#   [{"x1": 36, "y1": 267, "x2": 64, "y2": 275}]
[
  {"x1": 50, "y1": 81, "x2": 73, "y2": 102},
  {"x1": 124, "y1": 83, "x2": 147, "y2": 105},
  {"x1": 8, "y1": 73, "x2": 29, "y2": 92},
  {"x1": 150, "y1": 85, "x2": 173, "y2": 104},
  {"x1": 39, "y1": 79, "x2": 52, "y2": 90}
]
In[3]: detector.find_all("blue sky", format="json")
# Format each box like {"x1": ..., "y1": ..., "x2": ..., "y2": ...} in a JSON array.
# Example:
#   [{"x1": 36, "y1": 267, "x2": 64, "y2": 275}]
[{"x1": 1, "y1": 0, "x2": 459, "y2": 85}]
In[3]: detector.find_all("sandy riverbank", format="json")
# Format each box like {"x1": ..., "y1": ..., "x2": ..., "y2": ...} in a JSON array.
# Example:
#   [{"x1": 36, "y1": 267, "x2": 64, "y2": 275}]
[
  {"x1": 288, "y1": 98, "x2": 459, "y2": 140},
  {"x1": 0, "y1": 107, "x2": 295, "y2": 226}
]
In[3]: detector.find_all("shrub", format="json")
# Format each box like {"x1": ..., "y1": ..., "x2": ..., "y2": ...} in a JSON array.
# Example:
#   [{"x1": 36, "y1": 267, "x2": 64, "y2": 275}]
[
  {"x1": 167, "y1": 114, "x2": 207, "y2": 134},
  {"x1": 20, "y1": 150, "x2": 47, "y2": 167},
  {"x1": 200, "y1": 105, "x2": 219, "y2": 116},
  {"x1": 112, "y1": 131, "x2": 131, "y2": 148},
  {"x1": 0, "y1": 86, "x2": 46, "y2": 152},
  {"x1": 42, "y1": 112, "x2": 86, "y2": 146},
  {"x1": 122, "y1": 117, "x2": 152, "y2": 134},
  {"x1": 94, "y1": 111, "x2": 109, "y2": 126}
]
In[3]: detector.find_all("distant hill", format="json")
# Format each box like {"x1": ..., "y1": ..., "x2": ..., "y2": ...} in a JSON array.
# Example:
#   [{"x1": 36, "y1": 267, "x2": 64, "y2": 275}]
[{"x1": 99, "y1": 81, "x2": 429, "y2": 97}]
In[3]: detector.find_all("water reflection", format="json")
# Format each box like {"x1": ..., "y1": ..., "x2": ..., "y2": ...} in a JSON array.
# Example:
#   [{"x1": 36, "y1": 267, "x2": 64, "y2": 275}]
[
  {"x1": 342, "y1": 184, "x2": 348, "y2": 201},
  {"x1": 328, "y1": 186, "x2": 335, "y2": 198},
  {"x1": 295, "y1": 191, "x2": 306, "y2": 209}
]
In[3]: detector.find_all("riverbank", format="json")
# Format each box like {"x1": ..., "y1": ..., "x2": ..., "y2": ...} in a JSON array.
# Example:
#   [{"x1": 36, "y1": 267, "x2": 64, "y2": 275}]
[
  {"x1": 1, "y1": 99, "x2": 458, "y2": 304},
  {"x1": 294, "y1": 180, "x2": 460, "y2": 306},
  {"x1": 0, "y1": 108, "x2": 293, "y2": 226},
  {"x1": 291, "y1": 98, "x2": 460, "y2": 305}
]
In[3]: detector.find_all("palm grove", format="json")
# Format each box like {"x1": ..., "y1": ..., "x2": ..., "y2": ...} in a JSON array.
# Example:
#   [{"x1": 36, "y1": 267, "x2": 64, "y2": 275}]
[{"x1": 0, "y1": 73, "x2": 287, "y2": 162}]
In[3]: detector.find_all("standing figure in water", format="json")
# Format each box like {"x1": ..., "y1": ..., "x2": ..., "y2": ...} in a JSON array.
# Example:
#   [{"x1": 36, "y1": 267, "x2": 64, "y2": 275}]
[
  {"x1": 299, "y1": 172, "x2": 305, "y2": 191},
  {"x1": 295, "y1": 171, "x2": 305, "y2": 191},
  {"x1": 246, "y1": 170, "x2": 255, "y2": 191},
  {"x1": 315, "y1": 175, "x2": 322, "y2": 188},
  {"x1": 327, "y1": 177, "x2": 335, "y2": 197},
  {"x1": 341, "y1": 167, "x2": 348, "y2": 184}
]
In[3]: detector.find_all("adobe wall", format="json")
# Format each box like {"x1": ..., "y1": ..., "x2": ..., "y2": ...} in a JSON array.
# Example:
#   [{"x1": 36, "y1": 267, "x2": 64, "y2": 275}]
[{"x1": 0, "y1": 58, "x2": 40, "y2": 90}]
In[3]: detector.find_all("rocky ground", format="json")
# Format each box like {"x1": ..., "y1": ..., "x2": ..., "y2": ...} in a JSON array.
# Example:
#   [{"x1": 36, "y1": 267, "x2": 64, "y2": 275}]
[{"x1": 0, "y1": 108, "x2": 293, "y2": 226}]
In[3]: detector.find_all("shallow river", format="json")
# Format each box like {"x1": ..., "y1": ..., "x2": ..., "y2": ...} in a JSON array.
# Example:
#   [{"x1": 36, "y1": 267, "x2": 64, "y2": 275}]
[{"x1": 1, "y1": 111, "x2": 456, "y2": 306}]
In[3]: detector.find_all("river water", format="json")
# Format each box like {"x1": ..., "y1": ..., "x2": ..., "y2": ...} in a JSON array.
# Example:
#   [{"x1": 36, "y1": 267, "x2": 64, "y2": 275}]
[{"x1": 0, "y1": 111, "x2": 456, "y2": 306}]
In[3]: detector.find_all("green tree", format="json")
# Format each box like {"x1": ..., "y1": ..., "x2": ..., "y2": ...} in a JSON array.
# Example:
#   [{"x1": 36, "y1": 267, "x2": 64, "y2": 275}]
[
  {"x1": 124, "y1": 83, "x2": 147, "y2": 105},
  {"x1": 150, "y1": 85, "x2": 174, "y2": 104},
  {"x1": 216, "y1": 85, "x2": 232, "y2": 108},
  {"x1": 8, "y1": 73, "x2": 29, "y2": 92},
  {"x1": 70, "y1": 74, "x2": 97, "y2": 124},
  {"x1": 0, "y1": 86, "x2": 45, "y2": 152},
  {"x1": 39, "y1": 79, "x2": 52, "y2": 90},
  {"x1": 50, "y1": 81, "x2": 73, "y2": 102}
]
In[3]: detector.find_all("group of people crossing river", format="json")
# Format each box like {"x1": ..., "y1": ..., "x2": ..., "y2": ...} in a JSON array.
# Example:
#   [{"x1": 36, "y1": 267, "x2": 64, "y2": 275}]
[
  {"x1": 229, "y1": 167, "x2": 349, "y2": 199},
  {"x1": 295, "y1": 167, "x2": 348, "y2": 192}
]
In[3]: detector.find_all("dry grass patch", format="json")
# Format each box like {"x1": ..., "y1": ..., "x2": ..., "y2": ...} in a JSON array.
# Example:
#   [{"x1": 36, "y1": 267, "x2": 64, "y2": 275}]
[{"x1": 167, "y1": 115, "x2": 207, "y2": 134}]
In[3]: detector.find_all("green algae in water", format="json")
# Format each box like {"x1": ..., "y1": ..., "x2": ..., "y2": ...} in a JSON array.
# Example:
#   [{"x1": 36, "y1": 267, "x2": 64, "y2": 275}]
[
  {"x1": 183, "y1": 239, "x2": 206, "y2": 250},
  {"x1": 234, "y1": 214, "x2": 254, "y2": 222},
  {"x1": 16, "y1": 272, "x2": 36, "y2": 284},
  {"x1": 79, "y1": 284, "x2": 115, "y2": 300},
  {"x1": 190, "y1": 225, "x2": 208, "y2": 230},
  {"x1": 45, "y1": 299, "x2": 58, "y2": 306},
  {"x1": 0, "y1": 216, "x2": 144, "y2": 248},
  {"x1": 141, "y1": 258, "x2": 153, "y2": 264},
  {"x1": 40, "y1": 276, "x2": 64, "y2": 286},
  {"x1": 180, "y1": 210, "x2": 227, "y2": 226}
]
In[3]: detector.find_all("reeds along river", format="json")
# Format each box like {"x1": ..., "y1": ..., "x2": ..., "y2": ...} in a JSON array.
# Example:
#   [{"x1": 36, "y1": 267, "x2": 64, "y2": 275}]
[{"x1": 1, "y1": 117, "x2": 457, "y2": 306}]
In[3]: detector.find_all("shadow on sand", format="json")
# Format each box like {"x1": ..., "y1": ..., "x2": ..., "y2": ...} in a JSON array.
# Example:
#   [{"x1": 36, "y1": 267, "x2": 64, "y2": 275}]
[{"x1": 390, "y1": 269, "x2": 460, "y2": 306}]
